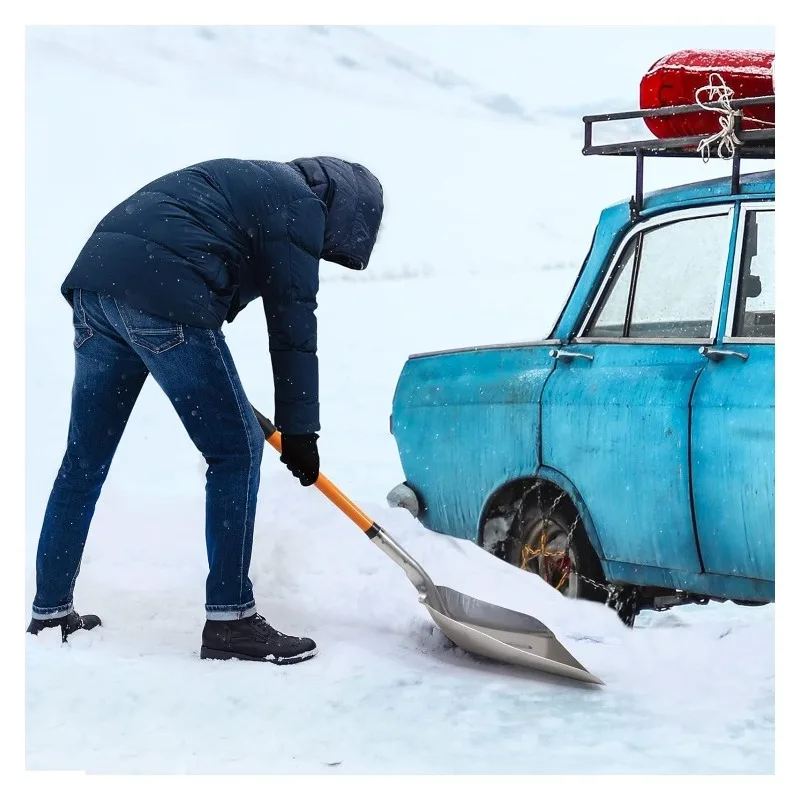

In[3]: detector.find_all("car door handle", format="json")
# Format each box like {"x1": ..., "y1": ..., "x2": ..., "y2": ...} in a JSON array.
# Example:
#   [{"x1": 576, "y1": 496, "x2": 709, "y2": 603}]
[
  {"x1": 699, "y1": 346, "x2": 749, "y2": 362},
  {"x1": 549, "y1": 348, "x2": 594, "y2": 362}
]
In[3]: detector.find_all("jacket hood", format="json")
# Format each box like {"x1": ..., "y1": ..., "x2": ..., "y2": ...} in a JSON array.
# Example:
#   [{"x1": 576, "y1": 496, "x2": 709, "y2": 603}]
[{"x1": 289, "y1": 156, "x2": 383, "y2": 270}]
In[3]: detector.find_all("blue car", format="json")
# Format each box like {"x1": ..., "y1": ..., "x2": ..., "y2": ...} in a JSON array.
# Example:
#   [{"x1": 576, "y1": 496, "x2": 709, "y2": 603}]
[{"x1": 388, "y1": 99, "x2": 775, "y2": 625}]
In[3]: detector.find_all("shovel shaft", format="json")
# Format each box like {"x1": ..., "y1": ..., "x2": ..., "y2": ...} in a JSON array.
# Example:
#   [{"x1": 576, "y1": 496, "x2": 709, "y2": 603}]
[
  {"x1": 251, "y1": 406, "x2": 378, "y2": 538},
  {"x1": 251, "y1": 405, "x2": 434, "y2": 593}
]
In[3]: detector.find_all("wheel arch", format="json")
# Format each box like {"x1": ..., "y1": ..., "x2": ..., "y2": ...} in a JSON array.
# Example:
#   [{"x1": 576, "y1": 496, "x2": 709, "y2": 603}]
[{"x1": 478, "y1": 467, "x2": 607, "y2": 565}]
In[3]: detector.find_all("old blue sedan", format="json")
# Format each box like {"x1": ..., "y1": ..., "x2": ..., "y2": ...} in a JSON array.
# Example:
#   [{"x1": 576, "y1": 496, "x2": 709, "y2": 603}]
[{"x1": 387, "y1": 100, "x2": 775, "y2": 625}]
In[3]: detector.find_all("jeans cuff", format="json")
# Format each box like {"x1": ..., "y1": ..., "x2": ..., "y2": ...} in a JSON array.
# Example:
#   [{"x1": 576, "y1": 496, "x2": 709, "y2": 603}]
[
  {"x1": 31, "y1": 601, "x2": 74, "y2": 620},
  {"x1": 205, "y1": 601, "x2": 257, "y2": 621}
]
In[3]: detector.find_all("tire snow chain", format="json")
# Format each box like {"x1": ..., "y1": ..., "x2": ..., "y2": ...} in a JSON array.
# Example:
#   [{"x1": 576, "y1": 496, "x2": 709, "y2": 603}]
[{"x1": 508, "y1": 481, "x2": 612, "y2": 599}]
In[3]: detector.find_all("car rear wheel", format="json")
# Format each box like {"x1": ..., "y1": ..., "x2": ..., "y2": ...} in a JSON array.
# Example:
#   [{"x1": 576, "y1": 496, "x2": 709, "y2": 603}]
[{"x1": 508, "y1": 497, "x2": 608, "y2": 603}]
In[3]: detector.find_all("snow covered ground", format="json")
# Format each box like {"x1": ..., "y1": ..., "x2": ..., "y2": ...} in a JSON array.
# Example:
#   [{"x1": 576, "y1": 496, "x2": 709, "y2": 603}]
[{"x1": 25, "y1": 25, "x2": 775, "y2": 774}]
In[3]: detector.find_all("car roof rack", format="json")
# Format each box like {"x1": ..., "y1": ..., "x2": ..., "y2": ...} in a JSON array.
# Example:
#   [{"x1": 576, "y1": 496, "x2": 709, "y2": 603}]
[{"x1": 582, "y1": 95, "x2": 775, "y2": 220}]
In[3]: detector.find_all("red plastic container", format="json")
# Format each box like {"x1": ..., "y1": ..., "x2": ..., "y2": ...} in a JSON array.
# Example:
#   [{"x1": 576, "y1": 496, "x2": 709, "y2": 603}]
[{"x1": 640, "y1": 49, "x2": 774, "y2": 139}]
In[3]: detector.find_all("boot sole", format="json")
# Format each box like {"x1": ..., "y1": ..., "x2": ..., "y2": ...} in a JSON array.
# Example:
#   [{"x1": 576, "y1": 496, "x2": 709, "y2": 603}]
[{"x1": 200, "y1": 645, "x2": 318, "y2": 665}]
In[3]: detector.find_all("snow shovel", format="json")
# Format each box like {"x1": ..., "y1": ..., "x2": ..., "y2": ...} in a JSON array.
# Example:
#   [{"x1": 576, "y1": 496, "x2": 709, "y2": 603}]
[{"x1": 252, "y1": 407, "x2": 603, "y2": 686}]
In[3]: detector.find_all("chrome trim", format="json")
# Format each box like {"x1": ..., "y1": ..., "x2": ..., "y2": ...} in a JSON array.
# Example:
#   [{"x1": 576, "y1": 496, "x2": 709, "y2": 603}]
[
  {"x1": 408, "y1": 339, "x2": 564, "y2": 360},
  {"x1": 578, "y1": 204, "x2": 735, "y2": 342},
  {"x1": 576, "y1": 337, "x2": 715, "y2": 346},
  {"x1": 724, "y1": 201, "x2": 775, "y2": 340},
  {"x1": 722, "y1": 337, "x2": 775, "y2": 345}
]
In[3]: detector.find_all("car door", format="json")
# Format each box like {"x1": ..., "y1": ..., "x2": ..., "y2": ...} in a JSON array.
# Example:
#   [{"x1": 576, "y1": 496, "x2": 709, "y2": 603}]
[
  {"x1": 541, "y1": 205, "x2": 734, "y2": 573},
  {"x1": 690, "y1": 202, "x2": 775, "y2": 581}
]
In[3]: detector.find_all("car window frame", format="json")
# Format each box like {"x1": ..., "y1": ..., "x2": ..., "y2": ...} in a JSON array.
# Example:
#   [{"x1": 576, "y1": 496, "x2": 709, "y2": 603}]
[
  {"x1": 723, "y1": 200, "x2": 775, "y2": 345},
  {"x1": 575, "y1": 204, "x2": 735, "y2": 346}
]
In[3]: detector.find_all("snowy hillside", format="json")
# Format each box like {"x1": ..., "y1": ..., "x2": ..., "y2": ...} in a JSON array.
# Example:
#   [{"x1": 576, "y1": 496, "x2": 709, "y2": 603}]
[{"x1": 25, "y1": 26, "x2": 774, "y2": 774}]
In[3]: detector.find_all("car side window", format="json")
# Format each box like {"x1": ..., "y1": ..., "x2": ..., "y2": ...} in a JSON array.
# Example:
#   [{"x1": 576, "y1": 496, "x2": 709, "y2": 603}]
[
  {"x1": 584, "y1": 212, "x2": 732, "y2": 340},
  {"x1": 731, "y1": 209, "x2": 774, "y2": 338},
  {"x1": 583, "y1": 239, "x2": 636, "y2": 338}
]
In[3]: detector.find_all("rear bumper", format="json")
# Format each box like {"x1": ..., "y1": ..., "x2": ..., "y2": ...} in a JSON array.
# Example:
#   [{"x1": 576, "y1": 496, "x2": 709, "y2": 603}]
[{"x1": 386, "y1": 482, "x2": 421, "y2": 519}]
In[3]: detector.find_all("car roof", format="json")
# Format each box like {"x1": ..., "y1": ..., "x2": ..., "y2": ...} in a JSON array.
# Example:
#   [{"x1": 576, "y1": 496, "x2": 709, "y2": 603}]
[{"x1": 606, "y1": 169, "x2": 775, "y2": 216}]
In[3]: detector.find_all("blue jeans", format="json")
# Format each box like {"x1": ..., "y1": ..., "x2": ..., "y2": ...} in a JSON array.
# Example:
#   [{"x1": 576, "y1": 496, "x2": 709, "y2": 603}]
[{"x1": 32, "y1": 290, "x2": 265, "y2": 621}]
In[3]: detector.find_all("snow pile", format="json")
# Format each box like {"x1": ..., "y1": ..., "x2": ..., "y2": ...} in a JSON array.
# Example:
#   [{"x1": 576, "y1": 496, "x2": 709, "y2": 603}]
[{"x1": 26, "y1": 488, "x2": 774, "y2": 774}]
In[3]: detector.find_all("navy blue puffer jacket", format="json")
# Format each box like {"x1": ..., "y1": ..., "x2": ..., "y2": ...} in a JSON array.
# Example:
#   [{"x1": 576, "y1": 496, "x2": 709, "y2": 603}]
[{"x1": 62, "y1": 157, "x2": 384, "y2": 434}]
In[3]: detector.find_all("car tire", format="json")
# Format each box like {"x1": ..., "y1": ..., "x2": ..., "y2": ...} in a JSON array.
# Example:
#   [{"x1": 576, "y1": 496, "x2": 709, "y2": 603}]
[{"x1": 508, "y1": 496, "x2": 608, "y2": 603}]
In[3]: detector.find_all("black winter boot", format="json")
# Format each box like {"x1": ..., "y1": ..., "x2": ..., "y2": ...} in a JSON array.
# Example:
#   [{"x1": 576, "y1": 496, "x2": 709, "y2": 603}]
[
  {"x1": 27, "y1": 610, "x2": 102, "y2": 643},
  {"x1": 201, "y1": 613, "x2": 317, "y2": 665}
]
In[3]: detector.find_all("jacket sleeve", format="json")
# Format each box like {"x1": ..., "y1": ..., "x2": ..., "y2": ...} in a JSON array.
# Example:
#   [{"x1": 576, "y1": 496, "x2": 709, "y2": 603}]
[{"x1": 258, "y1": 197, "x2": 326, "y2": 435}]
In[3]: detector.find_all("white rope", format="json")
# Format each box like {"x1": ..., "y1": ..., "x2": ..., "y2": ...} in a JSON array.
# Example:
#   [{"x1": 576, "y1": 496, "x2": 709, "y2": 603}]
[{"x1": 694, "y1": 72, "x2": 775, "y2": 162}]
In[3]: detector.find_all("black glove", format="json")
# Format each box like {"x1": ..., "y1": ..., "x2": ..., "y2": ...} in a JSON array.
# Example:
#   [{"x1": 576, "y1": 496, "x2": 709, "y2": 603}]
[{"x1": 280, "y1": 433, "x2": 320, "y2": 486}]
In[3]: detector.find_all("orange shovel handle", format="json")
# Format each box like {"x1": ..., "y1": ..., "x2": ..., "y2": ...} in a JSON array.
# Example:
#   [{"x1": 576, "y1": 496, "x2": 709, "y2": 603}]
[{"x1": 251, "y1": 406, "x2": 378, "y2": 537}]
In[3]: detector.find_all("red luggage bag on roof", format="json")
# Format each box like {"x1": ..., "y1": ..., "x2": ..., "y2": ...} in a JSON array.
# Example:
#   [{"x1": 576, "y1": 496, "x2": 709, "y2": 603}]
[{"x1": 640, "y1": 49, "x2": 775, "y2": 139}]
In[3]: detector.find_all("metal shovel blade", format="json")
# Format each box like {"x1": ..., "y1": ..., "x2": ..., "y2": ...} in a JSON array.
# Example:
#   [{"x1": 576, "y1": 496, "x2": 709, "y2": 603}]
[
  {"x1": 423, "y1": 585, "x2": 604, "y2": 685},
  {"x1": 369, "y1": 521, "x2": 604, "y2": 686}
]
